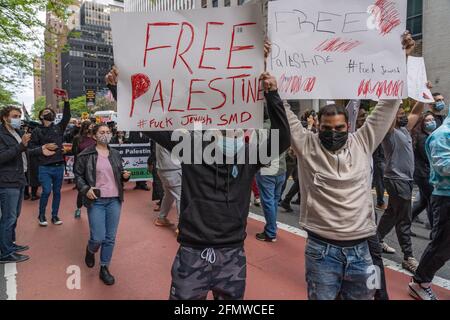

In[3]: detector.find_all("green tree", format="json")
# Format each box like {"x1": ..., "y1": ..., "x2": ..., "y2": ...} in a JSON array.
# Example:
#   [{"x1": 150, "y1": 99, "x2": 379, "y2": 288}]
[
  {"x1": 92, "y1": 96, "x2": 117, "y2": 112},
  {"x1": 59, "y1": 95, "x2": 88, "y2": 118},
  {"x1": 0, "y1": 83, "x2": 18, "y2": 107},
  {"x1": 0, "y1": 0, "x2": 73, "y2": 89},
  {"x1": 31, "y1": 95, "x2": 46, "y2": 119}
]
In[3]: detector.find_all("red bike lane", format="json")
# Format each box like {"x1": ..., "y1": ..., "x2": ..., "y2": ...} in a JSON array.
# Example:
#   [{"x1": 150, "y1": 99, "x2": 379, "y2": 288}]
[{"x1": 13, "y1": 184, "x2": 450, "y2": 300}]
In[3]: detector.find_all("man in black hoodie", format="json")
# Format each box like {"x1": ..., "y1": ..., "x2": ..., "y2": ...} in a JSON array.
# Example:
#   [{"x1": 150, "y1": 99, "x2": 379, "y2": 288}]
[
  {"x1": 105, "y1": 66, "x2": 290, "y2": 299},
  {"x1": 29, "y1": 91, "x2": 71, "y2": 226}
]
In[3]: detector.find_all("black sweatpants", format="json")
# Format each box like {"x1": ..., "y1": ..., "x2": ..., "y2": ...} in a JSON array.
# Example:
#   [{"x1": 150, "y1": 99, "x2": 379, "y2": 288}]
[
  {"x1": 377, "y1": 178, "x2": 414, "y2": 259},
  {"x1": 414, "y1": 195, "x2": 450, "y2": 284}
]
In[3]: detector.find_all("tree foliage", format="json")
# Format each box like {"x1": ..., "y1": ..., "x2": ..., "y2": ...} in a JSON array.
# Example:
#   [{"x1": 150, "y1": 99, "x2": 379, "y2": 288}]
[
  {"x1": 31, "y1": 95, "x2": 46, "y2": 119},
  {"x1": 0, "y1": 0, "x2": 73, "y2": 89}
]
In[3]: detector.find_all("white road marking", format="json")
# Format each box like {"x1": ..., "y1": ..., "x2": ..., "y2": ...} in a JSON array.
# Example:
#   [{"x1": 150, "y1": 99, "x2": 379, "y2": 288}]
[{"x1": 4, "y1": 263, "x2": 17, "y2": 300}]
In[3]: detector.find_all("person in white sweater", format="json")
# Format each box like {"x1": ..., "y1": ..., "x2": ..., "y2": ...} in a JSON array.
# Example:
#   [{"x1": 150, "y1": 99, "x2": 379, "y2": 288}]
[{"x1": 283, "y1": 32, "x2": 414, "y2": 300}]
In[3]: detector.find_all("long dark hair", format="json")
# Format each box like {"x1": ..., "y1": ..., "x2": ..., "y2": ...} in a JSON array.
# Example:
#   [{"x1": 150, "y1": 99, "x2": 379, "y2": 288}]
[{"x1": 78, "y1": 120, "x2": 92, "y2": 138}]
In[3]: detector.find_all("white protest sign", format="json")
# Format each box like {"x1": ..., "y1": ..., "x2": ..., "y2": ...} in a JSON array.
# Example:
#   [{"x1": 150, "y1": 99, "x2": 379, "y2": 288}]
[
  {"x1": 267, "y1": 0, "x2": 407, "y2": 100},
  {"x1": 407, "y1": 56, "x2": 434, "y2": 103},
  {"x1": 111, "y1": 6, "x2": 264, "y2": 131}
]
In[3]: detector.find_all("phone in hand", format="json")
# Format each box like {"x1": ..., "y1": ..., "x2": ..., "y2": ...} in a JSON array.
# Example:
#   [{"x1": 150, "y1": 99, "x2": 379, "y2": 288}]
[
  {"x1": 93, "y1": 188, "x2": 101, "y2": 199},
  {"x1": 53, "y1": 88, "x2": 67, "y2": 97}
]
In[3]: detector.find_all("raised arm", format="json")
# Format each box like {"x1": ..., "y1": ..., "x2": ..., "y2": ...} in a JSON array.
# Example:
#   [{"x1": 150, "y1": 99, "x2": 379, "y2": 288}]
[
  {"x1": 354, "y1": 99, "x2": 401, "y2": 154},
  {"x1": 59, "y1": 90, "x2": 71, "y2": 131},
  {"x1": 257, "y1": 73, "x2": 291, "y2": 166},
  {"x1": 407, "y1": 100, "x2": 425, "y2": 132}
]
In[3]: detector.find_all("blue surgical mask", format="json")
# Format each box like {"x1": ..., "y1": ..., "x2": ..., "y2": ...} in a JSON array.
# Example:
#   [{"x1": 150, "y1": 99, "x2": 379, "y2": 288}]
[
  {"x1": 435, "y1": 101, "x2": 446, "y2": 112},
  {"x1": 424, "y1": 120, "x2": 437, "y2": 133},
  {"x1": 217, "y1": 135, "x2": 245, "y2": 156},
  {"x1": 10, "y1": 118, "x2": 21, "y2": 129}
]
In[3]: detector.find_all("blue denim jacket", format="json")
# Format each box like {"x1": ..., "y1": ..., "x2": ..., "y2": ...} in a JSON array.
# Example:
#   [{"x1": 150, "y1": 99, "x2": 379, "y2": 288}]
[{"x1": 426, "y1": 109, "x2": 450, "y2": 196}]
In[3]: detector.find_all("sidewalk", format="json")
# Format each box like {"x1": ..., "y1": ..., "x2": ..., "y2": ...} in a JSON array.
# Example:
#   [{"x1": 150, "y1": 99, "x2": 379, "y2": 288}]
[{"x1": 13, "y1": 184, "x2": 450, "y2": 300}]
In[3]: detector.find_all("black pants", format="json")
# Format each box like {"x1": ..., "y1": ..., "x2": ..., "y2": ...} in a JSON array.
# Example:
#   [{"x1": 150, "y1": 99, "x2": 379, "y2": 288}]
[
  {"x1": 76, "y1": 192, "x2": 83, "y2": 209},
  {"x1": 280, "y1": 162, "x2": 296, "y2": 196},
  {"x1": 412, "y1": 176, "x2": 434, "y2": 227},
  {"x1": 282, "y1": 166, "x2": 300, "y2": 203},
  {"x1": 373, "y1": 162, "x2": 386, "y2": 206},
  {"x1": 367, "y1": 234, "x2": 389, "y2": 300},
  {"x1": 414, "y1": 195, "x2": 450, "y2": 284},
  {"x1": 377, "y1": 178, "x2": 414, "y2": 259},
  {"x1": 24, "y1": 186, "x2": 38, "y2": 197}
]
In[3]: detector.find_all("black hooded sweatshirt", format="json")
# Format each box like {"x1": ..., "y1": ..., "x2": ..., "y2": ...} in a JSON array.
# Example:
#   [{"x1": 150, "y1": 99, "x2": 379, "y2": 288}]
[{"x1": 108, "y1": 85, "x2": 290, "y2": 248}]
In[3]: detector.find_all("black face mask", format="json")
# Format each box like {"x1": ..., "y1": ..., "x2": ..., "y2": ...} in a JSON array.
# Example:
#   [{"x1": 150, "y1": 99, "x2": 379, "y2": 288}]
[
  {"x1": 42, "y1": 113, "x2": 55, "y2": 122},
  {"x1": 319, "y1": 130, "x2": 348, "y2": 152},
  {"x1": 398, "y1": 116, "x2": 408, "y2": 127}
]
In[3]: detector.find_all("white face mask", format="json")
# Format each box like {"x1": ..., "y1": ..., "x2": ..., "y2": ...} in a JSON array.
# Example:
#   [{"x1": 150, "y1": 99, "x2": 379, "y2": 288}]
[
  {"x1": 217, "y1": 135, "x2": 245, "y2": 157},
  {"x1": 9, "y1": 118, "x2": 21, "y2": 129}
]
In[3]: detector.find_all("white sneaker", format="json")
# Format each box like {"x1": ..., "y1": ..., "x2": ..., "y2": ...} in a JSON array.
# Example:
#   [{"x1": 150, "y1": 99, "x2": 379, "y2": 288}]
[
  {"x1": 381, "y1": 242, "x2": 396, "y2": 254},
  {"x1": 409, "y1": 280, "x2": 438, "y2": 300},
  {"x1": 38, "y1": 218, "x2": 48, "y2": 227},
  {"x1": 402, "y1": 257, "x2": 419, "y2": 273}
]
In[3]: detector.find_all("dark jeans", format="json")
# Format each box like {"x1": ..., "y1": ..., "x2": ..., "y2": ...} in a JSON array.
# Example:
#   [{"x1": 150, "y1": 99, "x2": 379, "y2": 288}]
[
  {"x1": 256, "y1": 172, "x2": 286, "y2": 238},
  {"x1": 38, "y1": 165, "x2": 64, "y2": 219},
  {"x1": 377, "y1": 178, "x2": 414, "y2": 259},
  {"x1": 0, "y1": 187, "x2": 24, "y2": 258},
  {"x1": 367, "y1": 234, "x2": 389, "y2": 300},
  {"x1": 373, "y1": 162, "x2": 385, "y2": 206},
  {"x1": 412, "y1": 176, "x2": 434, "y2": 227},
  {"x1": 87, "y1": 197, "x2": 122, "y2": 266},
  {"x1": 414, "y1": 195, "x2": 450, "y2": 284},
  {"x1": 305, "y1": 237, "x2": 375, "y2": 300}
]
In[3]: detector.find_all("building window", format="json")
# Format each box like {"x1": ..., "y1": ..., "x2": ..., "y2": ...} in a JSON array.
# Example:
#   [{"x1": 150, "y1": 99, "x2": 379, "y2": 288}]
[
  {"x1": 407, "y1": 0, "x2": 423, "y2": 39},
  {"x1": 225, "y1": 0, "x2": 231, "y2": 7},
  {"x1": 238, "y1": 0, "x2": 245, "y2": 5},
  {"x1": 85, "y1": 61, "x2": 97, "y2": 68},
  {"x1": 212, "y1": 0, "x2": 218, "y2": 7}
]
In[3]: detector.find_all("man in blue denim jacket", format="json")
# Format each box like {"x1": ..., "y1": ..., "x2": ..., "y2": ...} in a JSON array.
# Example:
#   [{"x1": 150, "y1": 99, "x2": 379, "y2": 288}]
[{"x1": 408, "y1": 107, "x2": 450, "y2": 300}]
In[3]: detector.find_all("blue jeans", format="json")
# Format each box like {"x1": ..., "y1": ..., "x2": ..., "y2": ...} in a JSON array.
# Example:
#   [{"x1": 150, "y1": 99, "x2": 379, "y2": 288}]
[
  {"x1": 87, "y1": 198, "x2": 122, "y2": 266},
  {"x1": 0, "y1": 187, "x2": 24, "y2": 258},
  {"x1": 256, "y1": 172, "x2": 286, "y2": 239},
  {"x1": 38, "y1": 165, "x2": 64, "y2": 219},
  {"x1": 305, "y1": 237, "x2": 376, "y2": 300}
]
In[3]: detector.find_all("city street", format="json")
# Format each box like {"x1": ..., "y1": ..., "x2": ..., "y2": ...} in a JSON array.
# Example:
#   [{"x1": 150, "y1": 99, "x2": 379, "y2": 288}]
[{"x1": 1, "y1": 182, "x2": 449, "y2": 300}]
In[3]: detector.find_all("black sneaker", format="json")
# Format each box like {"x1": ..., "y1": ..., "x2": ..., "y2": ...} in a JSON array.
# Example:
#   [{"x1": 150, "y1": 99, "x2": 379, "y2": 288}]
[
  {"x1": 100, "y1": 266, "x2": 115, "y2": 285},
  {"x1": 279, "y1": 201, "x2": 293, "y2": 213},
  {"x1": 39, "y1": 217, "x2": 48, "y2": 227},
  {"x1": 256, "y1": 232, "x2": 277, "y2": 242},
  {"x1": 13, "y1": 244, "x2": 30, "y2": 253},
  {"x1": 291, "y1": 198, "x2": 300, "y2": 205},
  {"x1": 85, "y1": 246, "x2": 95, "y2": 268},
  {"x1": 51, "y1": 217, "x2": 63, "y2": 225},
  {"x1": 0, "y1": 253, "x2": 30, "y2": 264}
]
